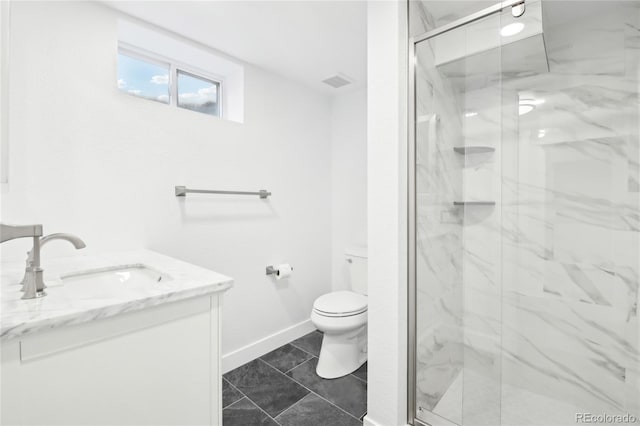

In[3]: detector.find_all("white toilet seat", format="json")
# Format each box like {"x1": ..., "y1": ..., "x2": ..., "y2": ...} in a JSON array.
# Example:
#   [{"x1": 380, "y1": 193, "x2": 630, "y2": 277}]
[{"x1": 312, "y1": 291, "x2": 367, "y2": 317}]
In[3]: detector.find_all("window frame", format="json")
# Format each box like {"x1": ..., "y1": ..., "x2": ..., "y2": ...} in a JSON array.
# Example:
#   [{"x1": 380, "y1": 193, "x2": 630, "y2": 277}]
[
  {"x1": 176, "y1": 69, "x2": 222, "y2": 117},
  {"x1": 117, "y1": 46, "x2": 172, "y2": 105},
  {"x1": 117, "y1": 42, "x2": 224, "y2": 118}
]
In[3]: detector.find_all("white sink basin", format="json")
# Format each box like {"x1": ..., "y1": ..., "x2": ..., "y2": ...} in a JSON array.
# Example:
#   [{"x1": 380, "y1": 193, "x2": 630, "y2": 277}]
[{"x1": 60, "y1": 265, "x2": 171, "y2": 299}]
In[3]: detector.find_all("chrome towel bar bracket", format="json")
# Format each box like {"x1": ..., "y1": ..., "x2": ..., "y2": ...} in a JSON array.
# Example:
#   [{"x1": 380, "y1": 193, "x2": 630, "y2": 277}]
[{"x1": 175, "y1": 186, "x2": 271, "y2": 199}]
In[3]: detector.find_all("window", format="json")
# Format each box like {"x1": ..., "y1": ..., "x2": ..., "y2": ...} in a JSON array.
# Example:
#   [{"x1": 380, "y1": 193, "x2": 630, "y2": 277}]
[
  {"x1": 117, "y1": 19, "x2": 244, "y2": 122},
  {"x1": 116, "y1": 47, "x2": 223, "y2": 118},
  {"x1": 117, "y1": 51, "x2": 170, "y2": 104},
  {"x1": 177, "y1": 71, "x2": 220, "y2": 117}
]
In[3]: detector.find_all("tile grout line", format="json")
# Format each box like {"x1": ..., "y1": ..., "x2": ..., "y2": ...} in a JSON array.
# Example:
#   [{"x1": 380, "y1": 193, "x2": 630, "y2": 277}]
[
  {"x1": 222, "y1": 378, "x2": 245, "y2": 409},
  {"x1": 288, "y1": 341, "x2": 320, "y2": 358},
  {"x1": 276, "y1": 348, "x2": 366, "y2": 383},
  {"x1": 272, "y1": 391, "x2": 313, "y2": 421},
  {"x1": 225, "y1": 332, "x2": 365, "y2": 424},
  {"x1": 287, "y1": 330, "x2": 323, "y2": 358},
  {"x1": 262, "y1": 358, "x2": 365, "y2": 422},
  {"x1": 226, "y1": 360, "x2": 366, "y2": 423},
  {"x1": 267, "y1": 357, "x2": 366, "y2": 423},
  {"x1": 282, "y1": 354, "x2": 316, "y2": 375},
  {"x1": 288, "y1": 332, "x2": 366, "y2": 384},
  {"x1": 302, "y1": 389, "x2": 365, "y2": 424},
  {"x1": 260, "y1": 350, "x2": 314, "y2": 375},
  {"x1": 255, "y1": 358, "x2": 312, "y2": 417},
  {"x1": 224, "y1": 391, "x2": 283, "y2": 426},
  {"x1": 276, "y1": 385, "x2": 365, "y2": 424},
  {"x1": 244, "y1": 396, "x2": 283, "y2": 426},
  {"x1": 223, "y1": 376, "x2": 283, "y2": 425},
  {"x1": 255, "y1": 341, "x2": 363, "y2": 384},
  {"x1": 350, "y1": 372, "x2": 367, "y2": 384},
  {"x1": 223, "y1": 396, "x2": 248, "y2": 410}
]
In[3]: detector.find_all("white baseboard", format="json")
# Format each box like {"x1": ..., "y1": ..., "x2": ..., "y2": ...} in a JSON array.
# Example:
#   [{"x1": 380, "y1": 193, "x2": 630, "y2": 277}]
[
  {"x1": 222, "y1": 319, "x2": 316, "y2": 373},
  {"x1": 362, "y1": 416, "x2": 379, "y2": 426},
  {"x1": 363, "y1": 415, "x2": 412, "y2": 426}
]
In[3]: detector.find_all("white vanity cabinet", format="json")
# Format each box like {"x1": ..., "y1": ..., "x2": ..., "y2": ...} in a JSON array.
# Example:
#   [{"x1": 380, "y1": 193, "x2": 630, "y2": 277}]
[
  {"x1": 2, "y1": 295, "x2": 223, "y2": 426},
  {"x1": 1, "y1": 250, "x2": 232, "y2": 426}
]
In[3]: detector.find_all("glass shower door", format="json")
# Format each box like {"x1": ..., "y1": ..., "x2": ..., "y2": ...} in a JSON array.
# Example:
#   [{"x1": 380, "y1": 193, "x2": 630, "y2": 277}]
[
  {"x1": 413, "y1": 9, "x2": 504, "y2": 426},
  {"x1": 412, "y1": 1, "x2": 640, "y2": 426}
]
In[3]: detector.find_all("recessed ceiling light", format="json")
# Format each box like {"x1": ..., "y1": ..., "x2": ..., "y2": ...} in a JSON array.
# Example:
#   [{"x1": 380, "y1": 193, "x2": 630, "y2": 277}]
[
  {"x1": 537, "y1": 129, "x2": 547, "y2": 138},
  {"x1": 501, "y1": 22, "x2": 525, "y2": 37},
  {"x1": 465, "y1": 111, "x2": 478, "y2": 118}
]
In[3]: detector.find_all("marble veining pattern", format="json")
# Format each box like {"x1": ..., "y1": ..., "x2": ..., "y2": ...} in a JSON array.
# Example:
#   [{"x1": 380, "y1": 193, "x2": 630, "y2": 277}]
[
  {"x1": 412, "y1": 1, "x2": 640, "y2": 425},
  {"x1": 1, "y1": 249, "x2": 233, "y2": 340}
]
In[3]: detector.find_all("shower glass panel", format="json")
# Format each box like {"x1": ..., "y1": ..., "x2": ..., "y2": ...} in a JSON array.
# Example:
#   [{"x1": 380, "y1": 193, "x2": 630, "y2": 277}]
[
  {"x1": 411, "y1": 1, "x2": 640, "y2": 425},
  {"x1": 413, "y1": 9, "x2": 503, "y2": 426}
]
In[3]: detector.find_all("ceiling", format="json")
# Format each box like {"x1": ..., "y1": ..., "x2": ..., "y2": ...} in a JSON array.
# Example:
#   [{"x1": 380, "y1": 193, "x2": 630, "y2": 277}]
[{"x1": 104, "y1": 1, "x2": 367, "y2": 96}]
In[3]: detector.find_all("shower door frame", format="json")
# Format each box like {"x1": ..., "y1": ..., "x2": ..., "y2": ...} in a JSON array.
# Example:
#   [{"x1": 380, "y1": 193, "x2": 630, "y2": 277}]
[{"x1": 407, "y1": 1, "x2": 527, "y2": 424}]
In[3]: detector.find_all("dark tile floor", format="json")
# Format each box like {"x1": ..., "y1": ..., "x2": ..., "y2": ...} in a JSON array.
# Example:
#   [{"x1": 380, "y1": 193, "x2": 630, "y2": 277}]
[{"x1": 223, "y1": 330, "x2": 367, "y2": 426}]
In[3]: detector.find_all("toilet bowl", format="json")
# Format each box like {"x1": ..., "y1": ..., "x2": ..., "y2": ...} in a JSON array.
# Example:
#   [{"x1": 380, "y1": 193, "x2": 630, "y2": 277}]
[
  {"x1": 311, "y1": 291, "x2": 368, "y2": 379},
  {"x1": 311, "y1": 245, "x2": 368, "y2": 379}
]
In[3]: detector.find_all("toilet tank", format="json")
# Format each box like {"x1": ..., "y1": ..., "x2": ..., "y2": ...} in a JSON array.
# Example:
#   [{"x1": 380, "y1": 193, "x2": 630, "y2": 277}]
[{"x1": 345, "y1": 246, "x2": 368, "y2": 295}]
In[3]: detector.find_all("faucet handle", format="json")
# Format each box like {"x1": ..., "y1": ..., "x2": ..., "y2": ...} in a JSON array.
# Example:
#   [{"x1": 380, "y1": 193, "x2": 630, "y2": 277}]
[{"x1": 0, "y1": 223, "x2": 43, "y2": 243}]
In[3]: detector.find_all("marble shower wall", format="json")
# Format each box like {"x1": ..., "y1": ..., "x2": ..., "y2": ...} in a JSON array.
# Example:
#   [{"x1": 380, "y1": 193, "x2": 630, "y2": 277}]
[
  {"x1": 499, "y1": 3, "x2": 640, "y2": 424},
  {"x1": 412, "y1": 1, "x2": 640, "y2": 425}
]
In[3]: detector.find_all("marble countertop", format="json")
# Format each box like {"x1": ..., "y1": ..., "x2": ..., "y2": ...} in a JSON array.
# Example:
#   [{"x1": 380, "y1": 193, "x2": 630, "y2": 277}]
[{"x1": 1, "y1": 249, "x2": 233, "y2": 340}]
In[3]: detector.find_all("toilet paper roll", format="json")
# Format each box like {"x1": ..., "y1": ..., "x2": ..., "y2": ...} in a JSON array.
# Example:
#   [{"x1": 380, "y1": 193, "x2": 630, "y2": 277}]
[{"x1": 275, "y1": 264, "x2": 293, "y2": 280}]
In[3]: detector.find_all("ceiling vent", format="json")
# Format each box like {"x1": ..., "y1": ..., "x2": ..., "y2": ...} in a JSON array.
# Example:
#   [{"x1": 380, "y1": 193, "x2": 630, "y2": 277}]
[{"x1": 322, "y1": 74, "x2": 352, "y2": 89}]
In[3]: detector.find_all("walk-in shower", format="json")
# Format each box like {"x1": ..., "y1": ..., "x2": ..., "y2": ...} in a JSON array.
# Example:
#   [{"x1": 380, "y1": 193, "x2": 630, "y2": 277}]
[{"x1": 408, "y1": 1, "x2": 640, "y2": 425}]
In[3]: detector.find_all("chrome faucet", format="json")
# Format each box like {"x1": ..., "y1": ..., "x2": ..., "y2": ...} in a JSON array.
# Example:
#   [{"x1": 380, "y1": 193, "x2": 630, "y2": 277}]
[
  {"x1": 20, "y1": 233, "x2": 86, "y2": 292},
  {"x1": 1, "y1": 224, "x2": 86, "y2": 299},
  {"x1": 1, "y1": 223, "x2": 46, "y2": 299}
]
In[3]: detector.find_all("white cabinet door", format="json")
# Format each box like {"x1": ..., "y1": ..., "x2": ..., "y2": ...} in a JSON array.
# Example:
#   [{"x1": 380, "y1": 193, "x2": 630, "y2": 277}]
[{"x1": 1, "y1": 295, "x2": 222, "y2": 426}]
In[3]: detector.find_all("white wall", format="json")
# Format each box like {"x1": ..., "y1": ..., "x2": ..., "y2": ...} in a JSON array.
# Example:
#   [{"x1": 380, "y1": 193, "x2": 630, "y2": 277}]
[
  {"x1": 364, "y1": 1, "x2": 408, "y2": 426},
  {"x1": 0, "y1": 1, "x2": 332, "y2": 370},
  {"x1": 0, "y1": 1, "x2": 9, "y2": 185},
  {"x1": 330, "y1": 88, "x2": 367, "y2": 291}
]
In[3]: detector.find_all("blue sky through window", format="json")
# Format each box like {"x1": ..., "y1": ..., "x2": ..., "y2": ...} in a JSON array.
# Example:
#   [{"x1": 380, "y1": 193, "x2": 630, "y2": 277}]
[
  {"x1": 177, "y1": 71, "x2": 219, "y2": 116},
  {"x1": 117, "y1": 52, "x2": 169, "y2": 103}
]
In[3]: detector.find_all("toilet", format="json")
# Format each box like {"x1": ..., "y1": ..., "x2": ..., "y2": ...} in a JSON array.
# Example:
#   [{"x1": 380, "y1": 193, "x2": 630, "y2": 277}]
[{"x1": 311, "y1": 246, "x2": 367, "y2": 379}]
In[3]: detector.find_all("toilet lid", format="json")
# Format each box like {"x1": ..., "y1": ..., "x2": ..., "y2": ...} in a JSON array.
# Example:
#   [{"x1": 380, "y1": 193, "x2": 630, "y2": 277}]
[{"x1": 313, "y1": 291, "x2": 367, "y2": 316}]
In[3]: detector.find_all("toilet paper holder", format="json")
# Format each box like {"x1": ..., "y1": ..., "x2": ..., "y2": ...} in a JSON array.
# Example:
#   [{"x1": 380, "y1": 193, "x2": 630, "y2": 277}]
[
  {"x1": 266, "y1": 265, "x2": 293, "y2": 276},
  {"x1": 266, "y1": 266, "x2": 277, "y2": 275}
]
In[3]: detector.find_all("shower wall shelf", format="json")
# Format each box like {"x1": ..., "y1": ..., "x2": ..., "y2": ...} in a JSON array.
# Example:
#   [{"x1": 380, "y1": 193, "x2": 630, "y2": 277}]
[
  {"x1": 453, "y1": 146, "x2": 495, "y2": 154},
  {"x1": 453, "y1": 201, "x2": 496, "y2": 206}
]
